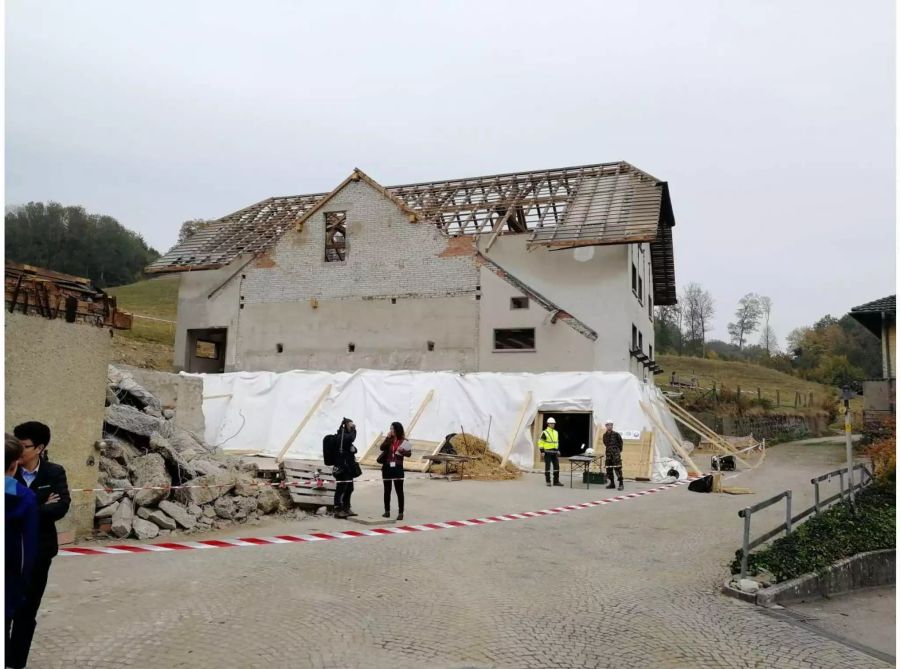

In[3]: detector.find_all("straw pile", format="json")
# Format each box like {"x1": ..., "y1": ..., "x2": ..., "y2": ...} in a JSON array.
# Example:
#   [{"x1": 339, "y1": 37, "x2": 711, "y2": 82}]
[{"x1": 447, "y1": 433, "x2": 521, "y2": 481}]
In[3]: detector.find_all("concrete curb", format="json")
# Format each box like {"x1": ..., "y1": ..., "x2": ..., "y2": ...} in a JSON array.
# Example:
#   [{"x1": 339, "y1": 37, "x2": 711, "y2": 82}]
[{"x1": 722, "y1": 549, "x2": 896, "y2": 607}]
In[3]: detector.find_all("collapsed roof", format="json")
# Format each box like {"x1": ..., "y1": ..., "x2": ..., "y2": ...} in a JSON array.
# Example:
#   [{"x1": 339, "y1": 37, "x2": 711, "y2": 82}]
[{"x1": 147, "y1": 161, "x2": 677, "y2": 304}]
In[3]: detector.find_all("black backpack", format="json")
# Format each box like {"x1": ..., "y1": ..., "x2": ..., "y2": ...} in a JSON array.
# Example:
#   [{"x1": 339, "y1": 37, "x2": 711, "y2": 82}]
[
  {"x1": 688, "y1": 475, "x2": 714, "y2": 493},
  {"x1": 323, "y1": 434, "x2": 339, "y2": 466}
]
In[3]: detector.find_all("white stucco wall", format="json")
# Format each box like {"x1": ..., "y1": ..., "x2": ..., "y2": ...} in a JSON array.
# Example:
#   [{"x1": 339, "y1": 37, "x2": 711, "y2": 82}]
[{"x1": 477, "y1": 267, "x2": 595, "y2": 372}]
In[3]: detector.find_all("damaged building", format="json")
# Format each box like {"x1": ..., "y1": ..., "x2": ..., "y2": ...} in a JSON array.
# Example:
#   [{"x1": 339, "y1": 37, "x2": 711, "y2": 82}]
[{"x1": 147, "y1": 162, "x2": 677, "y2": 378}]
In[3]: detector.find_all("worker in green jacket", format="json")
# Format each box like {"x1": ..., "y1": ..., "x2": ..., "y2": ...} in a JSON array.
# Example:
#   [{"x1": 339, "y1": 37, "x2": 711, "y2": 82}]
[{"x1": 538, "y1": 417, "x2": 564, "y2": 487}]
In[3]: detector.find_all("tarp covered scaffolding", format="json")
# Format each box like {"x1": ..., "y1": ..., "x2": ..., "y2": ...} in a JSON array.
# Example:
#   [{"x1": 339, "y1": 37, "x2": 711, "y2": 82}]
[{"x1": 193, "y1": 369, "x2": 691, "y2": 481}]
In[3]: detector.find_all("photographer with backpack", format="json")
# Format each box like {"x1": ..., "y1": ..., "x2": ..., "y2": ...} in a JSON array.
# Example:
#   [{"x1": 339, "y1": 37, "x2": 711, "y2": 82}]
[{"x1": 324, "y1": 418, "x2": 360, "y2": 519}]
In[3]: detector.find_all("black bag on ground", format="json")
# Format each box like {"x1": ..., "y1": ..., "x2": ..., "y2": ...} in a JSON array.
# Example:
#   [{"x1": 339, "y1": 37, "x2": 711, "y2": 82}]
[
  {"x1": 688, "y1": 475, "x2": 714, "y2": 493},
  {"x1": 323, "y1": 434, "x2": 339, "y2": 466},
  {"x1": 711, "y1": 455, "x2": 735, "y2": 471}
]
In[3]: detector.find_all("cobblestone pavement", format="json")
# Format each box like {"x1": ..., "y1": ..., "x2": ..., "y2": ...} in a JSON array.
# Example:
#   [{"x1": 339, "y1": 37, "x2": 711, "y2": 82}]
[{"x1": 30, "y1": 441, "x2": 891, "y2": 668}]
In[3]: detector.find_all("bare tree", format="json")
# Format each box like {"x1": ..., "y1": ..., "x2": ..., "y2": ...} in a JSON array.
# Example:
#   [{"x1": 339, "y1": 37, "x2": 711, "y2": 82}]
[
  {"x1": 757, "y1": 296, "x2": 775, "y2": 354},
  {"x1": 727, "y1": 293, "x2": 762, "y2": 350},
  {"x1": 682, "y1": 283, "x2": 715, "y2": 355},
  {"x1": 178, "y1": 219, "x2": 214, "y2": 244}
]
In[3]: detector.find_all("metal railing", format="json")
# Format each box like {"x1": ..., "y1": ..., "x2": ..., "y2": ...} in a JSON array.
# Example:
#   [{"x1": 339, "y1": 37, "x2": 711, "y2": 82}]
[{"x1": 737, "y1": 463, "x2": 873, "y2": 579}]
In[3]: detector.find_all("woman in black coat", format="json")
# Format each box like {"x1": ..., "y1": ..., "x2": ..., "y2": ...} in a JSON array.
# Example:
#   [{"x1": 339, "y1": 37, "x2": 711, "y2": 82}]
[{"x1": 379, "y1": 422, "x2": 412, "y2": 521}]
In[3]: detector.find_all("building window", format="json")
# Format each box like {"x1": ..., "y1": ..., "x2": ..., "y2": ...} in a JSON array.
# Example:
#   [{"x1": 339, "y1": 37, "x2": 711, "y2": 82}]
[
  {"x1": 348, "y1": 343, "x2": 355, "y2": 353},
  {"x1": 195, "y1": 340, "x2": 219, "y2": 359},
  {"x1": 638, "y1": 331, "x2": 643, "y2": 352},
  {"x1": 631, "y1": 324, "x2": 638, "y2": 351},
  {"x1": 637, "y1": 275, "x2": 643, "y2": 304},
  {"x1": 649, "y1": 344, "x2": 653, "y2": 361},
  {"x1": 494, "y1": 328, "x2": 535, "y2": 351},
  {"x1": 648, "y1": 296, "x2": 653, "y2": 320},
  {"x1": 510, "y1": 297, "x2": 529, "y2": 310},
  {"x1": 276, "y1": 343, "x2": 283, "y2": 353},
  {"x1": 324, "y1": 211, "x2": 348, "y2": 262},
  {"x1": 427, "y1": 341, "x2": 435, "y2": 351},
  {"x1": 631, "y1": 263, "x2": 637, "y2": 294}
]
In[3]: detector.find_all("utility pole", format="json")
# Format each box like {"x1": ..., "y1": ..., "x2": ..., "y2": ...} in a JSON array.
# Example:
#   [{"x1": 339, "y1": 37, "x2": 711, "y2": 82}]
[{"x1": 841, "y1": 386, "x2": 855, "y2": 509}]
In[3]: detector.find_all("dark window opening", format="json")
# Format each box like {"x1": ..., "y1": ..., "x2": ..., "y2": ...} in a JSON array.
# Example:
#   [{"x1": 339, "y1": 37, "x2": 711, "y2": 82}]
[
  {"x1": 276, "y1": 343, "x2": 283, "y2": 353},
  {"x1": 391, "y1": 298, "x2": 397, "y2": 305},
  {"x1": 348, "y1": 343, "x2": 355, "y2": 353},
  {"x1": 324, "y1": 211, "x2": 348, "y2": 262},
  {"x1": 494, "y1": 328, "x2": 535, "y2": 351},
  {"x1": 538, "y1": 412, "x2": 592, "y2": 458},
  {"x1": 638, "y1": 275, "x2": 643, "y2": 304},
  {"x1": 648, "y1": 296, "x2": 653, "y2": 320},
  {"x1": 649, "y1": 344, "x2": 653, "y2": 361},
  {"x1": 510, "y1": 297, "x2": 529, "y2": 310},
  {"x1": 427, "y1": 341, "x2": 435, "y2": 352},
  {"x1": 187, "y1": 328, "x2": 227, "y2": 374},
  {"x1": 631, "y1": 324, "x2": 638, "y2": 350},
  {"x1": 638, "y1": 331, "x2": 643, "y2": 352},
  {"x1": 631, "y1": 264, "x2": 638, "y2": 293}
]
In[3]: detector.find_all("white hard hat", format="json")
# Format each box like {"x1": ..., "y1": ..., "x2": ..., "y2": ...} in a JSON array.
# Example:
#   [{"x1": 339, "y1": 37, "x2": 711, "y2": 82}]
[
  {"x1": 605, "y1": 418, "x2": 614, "y2": 425},
  {"x1": 547, "y1": 417, "x2": 556, "y2": 424},
  {"x1": 585, "y1": 448, "x2": 594, "y2": 455}
]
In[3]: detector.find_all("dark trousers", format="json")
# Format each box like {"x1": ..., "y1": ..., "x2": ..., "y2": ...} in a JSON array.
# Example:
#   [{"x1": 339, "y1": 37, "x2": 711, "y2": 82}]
[
  {"x1": 544, "y1": 452, "x2": 560, "y2": 483},
  {"x1": 7, "y1": 553, "x2": 53, "y2": 669},
  {"x1": 383, "y1": 480, "x2": 405, "y2": 513},
  {"x1": 606, "y1": 466, "x2": 623, "y2": 484},
  {"x1": 334, "y1": 481, "x2": 354, "y2": 510}
]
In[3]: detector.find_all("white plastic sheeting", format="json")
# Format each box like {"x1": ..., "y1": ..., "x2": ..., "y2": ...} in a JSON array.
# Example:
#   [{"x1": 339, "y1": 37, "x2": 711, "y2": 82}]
[{"x1": 191, "y1": 369, "x2": 685, "y2": 479}]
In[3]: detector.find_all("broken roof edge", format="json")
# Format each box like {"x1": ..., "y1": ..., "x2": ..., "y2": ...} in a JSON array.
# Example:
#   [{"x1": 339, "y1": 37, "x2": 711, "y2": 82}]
[{"x1": 293, "y1": 168, "x2": 419, "y2": 233}]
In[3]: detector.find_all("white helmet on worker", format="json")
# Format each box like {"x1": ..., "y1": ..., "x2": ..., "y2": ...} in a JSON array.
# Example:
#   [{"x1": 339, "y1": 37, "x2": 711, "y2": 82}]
[
  {"x1": 605, "y1": 418, "x2": 614, "y2": 425},
  {"x1": 547, "y1": 417, "x2": 556, "y2": 424}
]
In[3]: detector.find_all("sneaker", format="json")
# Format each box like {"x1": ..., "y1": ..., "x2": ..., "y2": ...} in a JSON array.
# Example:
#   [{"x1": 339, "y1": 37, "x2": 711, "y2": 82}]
[
  {"x1": 553, "y1": 481, "x2": 564, "y2": 487},
  {"x1": 334, "y1": 510, "x2": 348, "y2": 519},
  {"x1": 346, "y1": 509, "x2": 359, "y2": 517},
  {"x1": 382, "y1": 512, "x2": 390, "y2": 518}
]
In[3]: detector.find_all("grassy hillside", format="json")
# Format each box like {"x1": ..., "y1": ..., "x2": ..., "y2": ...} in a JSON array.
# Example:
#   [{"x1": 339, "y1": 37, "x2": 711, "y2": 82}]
[
  {"x1": 108, "y1": 275, "x2": 179, "y2": 370},
  {"x1": 659, "y1": 354, "x2": 842, "y2": 415}
]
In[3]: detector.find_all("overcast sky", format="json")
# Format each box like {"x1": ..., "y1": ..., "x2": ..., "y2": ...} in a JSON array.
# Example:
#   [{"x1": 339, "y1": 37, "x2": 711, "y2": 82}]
[{"x1": 6, "y1": 1, "x2": 895, "y2": 344}]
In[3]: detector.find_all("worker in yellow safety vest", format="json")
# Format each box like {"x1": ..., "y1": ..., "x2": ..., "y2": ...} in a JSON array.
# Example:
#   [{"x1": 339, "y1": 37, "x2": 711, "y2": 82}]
[{"x1": 539, "y1": 417, "x2": 564, "y2": 487}]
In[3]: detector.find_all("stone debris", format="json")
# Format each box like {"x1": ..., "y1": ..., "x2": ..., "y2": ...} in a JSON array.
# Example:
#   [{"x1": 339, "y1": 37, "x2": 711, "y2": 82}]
[
  {"x1": 110, "y1": 498, "x2": 134, "y2": 538},
  {"x1": 93, "y1": 365, "x2": 296, "y2": 540}
]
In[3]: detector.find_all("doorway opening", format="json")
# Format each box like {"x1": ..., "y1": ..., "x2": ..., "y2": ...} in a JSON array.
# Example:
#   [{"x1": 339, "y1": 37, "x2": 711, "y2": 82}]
[
  {"x1": 533, "y1": 411, "x2": 593, "y2": 463},
  {"x1": 186, "y1": 328, "x2": 227, "y2": 373}
]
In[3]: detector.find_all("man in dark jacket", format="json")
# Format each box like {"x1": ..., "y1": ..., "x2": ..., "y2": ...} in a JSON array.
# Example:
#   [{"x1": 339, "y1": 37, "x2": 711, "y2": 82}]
[
  {"x1": 8, "y1": 421, "x2": 70, "y2": 669},
  {"x1": 332, "y1": 418, "x2": 358, "y2": 519},
  {"x1": 603, "y1": 419, "x2": 625, "y2": 491},
  {"x1": 5, "y1": 433, "x2": 38, "y2": 651}
]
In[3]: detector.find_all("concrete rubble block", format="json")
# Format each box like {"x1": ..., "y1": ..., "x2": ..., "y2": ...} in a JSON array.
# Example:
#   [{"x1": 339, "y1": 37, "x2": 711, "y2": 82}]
[
  {"x1": 158, "y1": 529, "x2": 172, "y2": 537},
  {"x1": 257, "y1": 488, "x2": 281, "y2": 515},
  {"x1": 168, "y1": 426, "x2": 215, "y2": 456},
  {"x1": 95, "y1": 487, "x2": 125, "y2": 508},
  {"x1": 101, "y1": 435, "x2": 142, "y2": 466},
  {"x1": 148, "y1": 432, "x2": 195, "y2": 478},
  {"x1": 136, "y1": 506, "x2": 178, "y2": 531},
  {"x1": 172, "y1": 470, "x2": 236, "y2": 507},
  {"x1": 143, "y1": 406, "x2": 163, "y2": 418},
  {"x1": 158, "y1": 500, "x2": 197, "y2": 530},
  {"x1": 191, "y1": 459, "x2": 226, "y2": 478},
  {"x1": 187, "y1": 503, "x2": 203, "y2": 517},
  {"x1": 163, "y1": 409, "x2": 176, "y2": 420},
  {"x1": 315, "y1": 506, "x2": 328, "y2": 516},
  {"x1": 275, "y1": 488, "x2": 294, "y2": 512},
  {"x1": 214, "y1": 496, "x2": 257, "y2": 521},
  {"x1": 110, "y1": 498, "x2": 135, "y2": 538},
  {"x1": 239, "y1": 461, "x2": 259, "y2": 475},
  {"x1": 132, "y1": 518, "x2": 160, "y2": 540},
  {"x1": 111, "y1": 370, "x2": 163, "y2": 413},
  {"x1": 234, "y1": 474, "x2": 262, "y2": 497},
  {"x1": 95, "y1": 502, "x2": 120, "y2": 519},
  {"x1": 202, "y1": 505, "x2": 217, "y2": 518},
  {"x1": 106, "y1": 387, "x2": 121, "y2": 406},
  {"x1": 130, "y1": 453, "x2": 172, "y2": 508},
  {"x1": 105, "y1": 404, "x2": 163, "y2": 440},
  {"x1": 99, "y1": 457, "x2": 128, "y2": 481}
]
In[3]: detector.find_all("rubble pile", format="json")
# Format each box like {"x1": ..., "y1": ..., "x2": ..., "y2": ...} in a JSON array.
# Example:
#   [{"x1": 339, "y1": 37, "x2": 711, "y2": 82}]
[{"x1": 96, "y1": 366, "x2": 291, "y2": 539}]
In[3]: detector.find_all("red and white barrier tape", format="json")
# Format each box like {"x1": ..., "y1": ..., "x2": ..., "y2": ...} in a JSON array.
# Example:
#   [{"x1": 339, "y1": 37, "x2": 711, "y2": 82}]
[{"x1": 59, "y1": 479, "x2": 689, "y2": 557}]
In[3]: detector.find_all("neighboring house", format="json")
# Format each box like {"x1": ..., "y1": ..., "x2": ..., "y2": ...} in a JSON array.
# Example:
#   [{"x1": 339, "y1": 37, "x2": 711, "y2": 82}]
[
  {"x1": 849, "y1": 295, "x2": 896, "y2": 424},
  {"x1": 147, "y1": 162, "x2": 677, "y2": 378}
]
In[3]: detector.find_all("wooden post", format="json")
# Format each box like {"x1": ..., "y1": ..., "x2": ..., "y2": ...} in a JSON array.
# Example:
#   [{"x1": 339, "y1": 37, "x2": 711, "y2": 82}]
[
  {"x1": 737, "y1": 385, "x2": 741, "y2": 399},
  {"x1": 276, "y1": 384, "x2": 332, "y2": 463},
  {"x1": 776, "y1": 390, "x2": 780, "y2": 406},
  {"x1": 757, "y1": 388, "x2": 762, "y2": 401},
  {"x1": 794, "y1": 392, "x2": 799, "y2": 408},
  {"x1": 501, "y1": 391, "x2": 532, "y2": 467},
  {"x1": 809, "y1": 392, "x2": 813, "y2": 407}
]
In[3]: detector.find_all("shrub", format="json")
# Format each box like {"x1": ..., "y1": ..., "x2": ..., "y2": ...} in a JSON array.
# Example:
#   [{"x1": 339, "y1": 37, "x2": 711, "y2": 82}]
[
  {"x1": 864, "y1": 424, "x2": 896, "y2": 486},
  {"x1": 731, "y1": 482, "x2": 896, "y2": 582}
]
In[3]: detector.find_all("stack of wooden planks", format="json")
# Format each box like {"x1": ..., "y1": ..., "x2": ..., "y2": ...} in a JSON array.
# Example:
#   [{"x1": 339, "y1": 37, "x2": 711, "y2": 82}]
[{"x1": 282, "y1": 459, "x2": 337, "y2": 507}]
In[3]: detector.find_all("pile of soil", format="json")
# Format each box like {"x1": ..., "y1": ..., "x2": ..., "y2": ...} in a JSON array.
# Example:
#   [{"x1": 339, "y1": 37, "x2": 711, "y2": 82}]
[{"x1": 447, "y1": 433, "x2": 521, "y2": 481}]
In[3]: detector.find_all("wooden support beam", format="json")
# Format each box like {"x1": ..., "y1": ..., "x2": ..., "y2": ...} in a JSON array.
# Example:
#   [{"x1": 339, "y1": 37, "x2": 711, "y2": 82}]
[
  {"x1": 640, "y1": 400, "x2": 703, "y2": 476},
  {"x1": 275, "y1": 384, "x2": 332, "y2": 463},
  {"x1": 406, "y1": 390, "x2": 434, "y2": 437},
  {"x1": 501, "y1": 391, "x2": 532, "y2": 467}
]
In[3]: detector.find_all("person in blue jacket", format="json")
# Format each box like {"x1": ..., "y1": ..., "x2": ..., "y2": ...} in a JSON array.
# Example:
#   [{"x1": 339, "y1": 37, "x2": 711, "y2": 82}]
[{"x1": 5, "y1": 433, "x2": 38, "y2": 657}]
